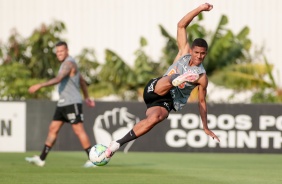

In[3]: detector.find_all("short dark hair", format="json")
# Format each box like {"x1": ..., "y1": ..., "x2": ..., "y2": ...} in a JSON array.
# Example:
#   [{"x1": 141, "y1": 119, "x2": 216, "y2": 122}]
[
  {"x1": 191, "y1": 38, "x2": 208, "y2": 50},
  {"x1": 55, "y1": 41, "x2": 68, "y2": 48}
]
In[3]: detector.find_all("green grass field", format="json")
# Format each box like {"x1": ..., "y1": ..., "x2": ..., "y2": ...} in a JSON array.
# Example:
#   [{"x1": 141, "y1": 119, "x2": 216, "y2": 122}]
[{"x1": 1, "y1": 151, "x2": 282, "y2": 184}]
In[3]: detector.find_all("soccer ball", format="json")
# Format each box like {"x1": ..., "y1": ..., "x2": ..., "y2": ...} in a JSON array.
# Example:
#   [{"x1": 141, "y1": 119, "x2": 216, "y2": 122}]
[{"x1": 89, "y1": 144, "x2": 110, "y2": 166}]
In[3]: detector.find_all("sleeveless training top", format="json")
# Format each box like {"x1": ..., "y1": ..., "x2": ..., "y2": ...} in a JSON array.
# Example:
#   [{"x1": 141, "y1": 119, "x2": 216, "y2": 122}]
[
  {"x1": 164, "y1": 54, "x2": 206, "y2": 111},
  {"x1": 57, "y1": 56, "x2": 82, "y2": 107}
]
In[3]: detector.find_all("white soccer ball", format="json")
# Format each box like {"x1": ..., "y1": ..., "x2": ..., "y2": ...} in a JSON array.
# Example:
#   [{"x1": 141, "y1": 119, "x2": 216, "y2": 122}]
[{"x1": 89, "y1": 144, "x2": 110, "y2": 166}]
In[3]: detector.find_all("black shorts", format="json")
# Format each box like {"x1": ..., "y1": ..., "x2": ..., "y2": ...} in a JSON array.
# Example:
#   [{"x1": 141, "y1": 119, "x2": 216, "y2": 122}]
[
  {"x1": 143, "y1": 77, "x2": 174, "y2": 112},
  {"x1": 53, "y1": 104, "x2": 83, "y2": 124}
]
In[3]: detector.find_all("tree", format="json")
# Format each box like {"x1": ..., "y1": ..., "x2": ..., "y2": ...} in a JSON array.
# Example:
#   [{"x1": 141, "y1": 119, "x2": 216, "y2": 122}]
[
  {"x1": 27, "y1": 21, "x2": 66, "y2": 79},
  {"x1": 1, "y1": 14, "x2": 280, "y2": 103},
  {"x1": 87, "y1": 37, "x2": 160, "y2": 100},
  {"x1": 75, "y1": 48, "x2": 100, "y2": 98},
  {"x1": 210, "y1": 56, "x2": 282, "y2": 103},
  {"x1": 132, "y1": 37, "x2": 161, "y2": 100},
  {"x1": 0, "y1": 62, "x2": 50, "y2": 100}
]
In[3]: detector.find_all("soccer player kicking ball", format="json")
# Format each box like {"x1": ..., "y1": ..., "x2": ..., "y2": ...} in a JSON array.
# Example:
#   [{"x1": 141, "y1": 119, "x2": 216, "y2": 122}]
[{"x1": 105, "y1": 3, "x2": 220, "y2": 158}]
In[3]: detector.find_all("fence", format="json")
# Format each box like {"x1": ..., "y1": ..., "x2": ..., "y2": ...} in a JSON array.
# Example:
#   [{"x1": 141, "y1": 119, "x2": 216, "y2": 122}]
[{"x1": 1, "y1": 100, "x2": 281, "y2": 153}]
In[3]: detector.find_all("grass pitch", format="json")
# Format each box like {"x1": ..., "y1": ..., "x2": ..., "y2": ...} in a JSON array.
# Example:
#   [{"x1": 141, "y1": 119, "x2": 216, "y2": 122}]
[{"x1": 1, "y1": 151, "x2": 282, "y2": 184}]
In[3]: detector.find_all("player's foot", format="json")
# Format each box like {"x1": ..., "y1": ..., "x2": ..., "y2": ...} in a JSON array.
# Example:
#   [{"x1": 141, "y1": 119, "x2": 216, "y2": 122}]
[
  {"x1": 83, "y1": 160, "x2": 97, "y2": 168},
  {"x1": 172, "y1": 72, "x2": 199, "y2": 86},
  {"x1": 25, "y1": 155, "x2": 45, "y2": 167},
  {"x1": 105, "y1": 141, "x2": 120, "y2": 158}
]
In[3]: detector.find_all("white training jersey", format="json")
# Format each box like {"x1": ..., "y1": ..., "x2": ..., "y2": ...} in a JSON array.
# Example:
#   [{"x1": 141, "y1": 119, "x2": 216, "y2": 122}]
[
  {"x1": 57, "y1": 56, "x2": 82, "y2": 107},
  {"x1": 164, "y1": 54, "x2": 206, "y2": 111}
]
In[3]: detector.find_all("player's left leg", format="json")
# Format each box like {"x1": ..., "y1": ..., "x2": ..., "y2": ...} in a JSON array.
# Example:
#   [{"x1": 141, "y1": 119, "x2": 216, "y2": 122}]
[
  {"x1": 72, "y1": 123, "x2": 91, "y2": 149},
  {"x1": 105, "y1": 106, "x2": 169, "y2": 158},
  {"x1": 133, "y1": 106, "x2": 169, "y2": 137},
  {"x1": 25, "y1": 120, "x2": 64, "y2": 167},
  {"x1": 72, "y1": 123, "x2": 96, "y2": 168}
]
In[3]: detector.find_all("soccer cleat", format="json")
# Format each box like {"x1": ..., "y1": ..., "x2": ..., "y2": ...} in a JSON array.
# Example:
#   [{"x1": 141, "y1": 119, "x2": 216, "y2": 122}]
[
  {"x1": 25, "y1": 155, "x2": 45, "y2": 167},
  {"x1": 105, "y1": 141, "x2": 120, "y2": 158},
  {"x1": 172, "y1": 72, "x2": 199, "y2": 86},
  {"x1": 83, "y1": 160, "x2": 97, "y2": 168}
]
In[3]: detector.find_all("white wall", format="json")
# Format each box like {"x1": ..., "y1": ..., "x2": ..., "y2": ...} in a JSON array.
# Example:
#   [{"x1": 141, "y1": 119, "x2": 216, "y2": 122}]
[
  {"x1": 0, "y1": 0, "x2": 281, "y2": 86},
  {"x1": 0, "y1": 102, "x2": 26, "y2": 152}
]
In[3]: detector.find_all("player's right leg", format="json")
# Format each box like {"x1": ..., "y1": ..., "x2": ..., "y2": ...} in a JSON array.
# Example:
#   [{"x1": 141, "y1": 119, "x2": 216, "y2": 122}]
[{"x1": 153, "y1": 75, "x2": 176, "y2": 96}]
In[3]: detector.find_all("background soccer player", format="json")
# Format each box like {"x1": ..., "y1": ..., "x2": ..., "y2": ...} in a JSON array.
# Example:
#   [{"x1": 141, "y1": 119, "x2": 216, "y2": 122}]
[{"x1": 25, "y1": 41, "x2": 96, "y2": 168}]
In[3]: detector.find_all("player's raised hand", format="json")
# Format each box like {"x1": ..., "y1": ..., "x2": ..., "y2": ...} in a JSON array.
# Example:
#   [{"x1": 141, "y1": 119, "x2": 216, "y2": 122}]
[{"x1": 200, "y1": 3, "x2": 213, "y2": 11}]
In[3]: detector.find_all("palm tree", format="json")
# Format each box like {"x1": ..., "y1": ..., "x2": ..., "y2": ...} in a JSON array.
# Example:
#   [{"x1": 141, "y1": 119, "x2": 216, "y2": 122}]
[
  {"x1": 132, "y1": 37, "x2": 161, "y2": 100},
  {"x1": 27, "y1": 21, "x2": 66, "y2": 79},
  {"x1": 96, "y1": 37, "x2": 159, "y2": 100},
  {"x1": 210, "y1": 56, "x2": 282, "y2": 103},
  {"x1": 204, "y1": 15, "x2": 251, "y2": 74},
  {"x1": 96, "y1": 49, "x2": 135, "y2": 99}
]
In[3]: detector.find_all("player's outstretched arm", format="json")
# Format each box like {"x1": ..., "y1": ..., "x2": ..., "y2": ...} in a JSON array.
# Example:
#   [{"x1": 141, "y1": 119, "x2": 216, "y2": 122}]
[
  {"x1": 174, "y1": 3, "x2": 213, "y2": 62},
  {"x1": 197, "y1": 74, "x2": 220, "y2": 142},
  {"x1": 28, "y1": 63, "x2": 69, "y2": 94},
  {"x1": 79, "y1": 74, "x2": 95, "y2": 107}
]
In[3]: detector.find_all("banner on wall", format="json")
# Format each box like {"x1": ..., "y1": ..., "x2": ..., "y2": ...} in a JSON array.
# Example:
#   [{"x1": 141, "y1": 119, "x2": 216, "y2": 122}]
[
  {"x1": 83, "y1": 102, "x2": 282, "y2": 153},
  {"x1": 24, "y1": 101, "x2": 282, "y2": 153},
  {"x1": 0, "y1": 102, "x2": 26, "y2": 152}
]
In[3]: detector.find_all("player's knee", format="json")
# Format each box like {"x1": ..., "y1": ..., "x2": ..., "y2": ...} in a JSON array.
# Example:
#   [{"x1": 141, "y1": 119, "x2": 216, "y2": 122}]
[
  {"x1": 148, "y1": 114, "x2": 165, "y2": 125},
  {"x1": 154, "y1": 89, "x2": 166, "y2": 96},
  {"x1": 73, "y1": 128, "x2": 83, "y2": 136},
  {"x1": 48, "y1": 126, "x2": 59, "y2": 134}
]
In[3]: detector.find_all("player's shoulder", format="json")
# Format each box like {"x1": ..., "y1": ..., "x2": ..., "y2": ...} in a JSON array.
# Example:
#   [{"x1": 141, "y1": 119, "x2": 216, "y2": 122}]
[
  {"x1": 197, "y1": 73, "x2": 208, "y2": 87},
  {"x1": 63, "y1": 56, "x2": 77, "y2": 66},
  {"x1": 196, "y1": 63, "x2": 206, "y2": 73},
  {"x1": 181, "y1": 53, "x2": 191, "y2": 61},
  {"x1": 64, "y1": 56, "x2": 76, "y2": 63},
  {"x1": 173, "y1": 53, "x2": 191, "y2": 64}
]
